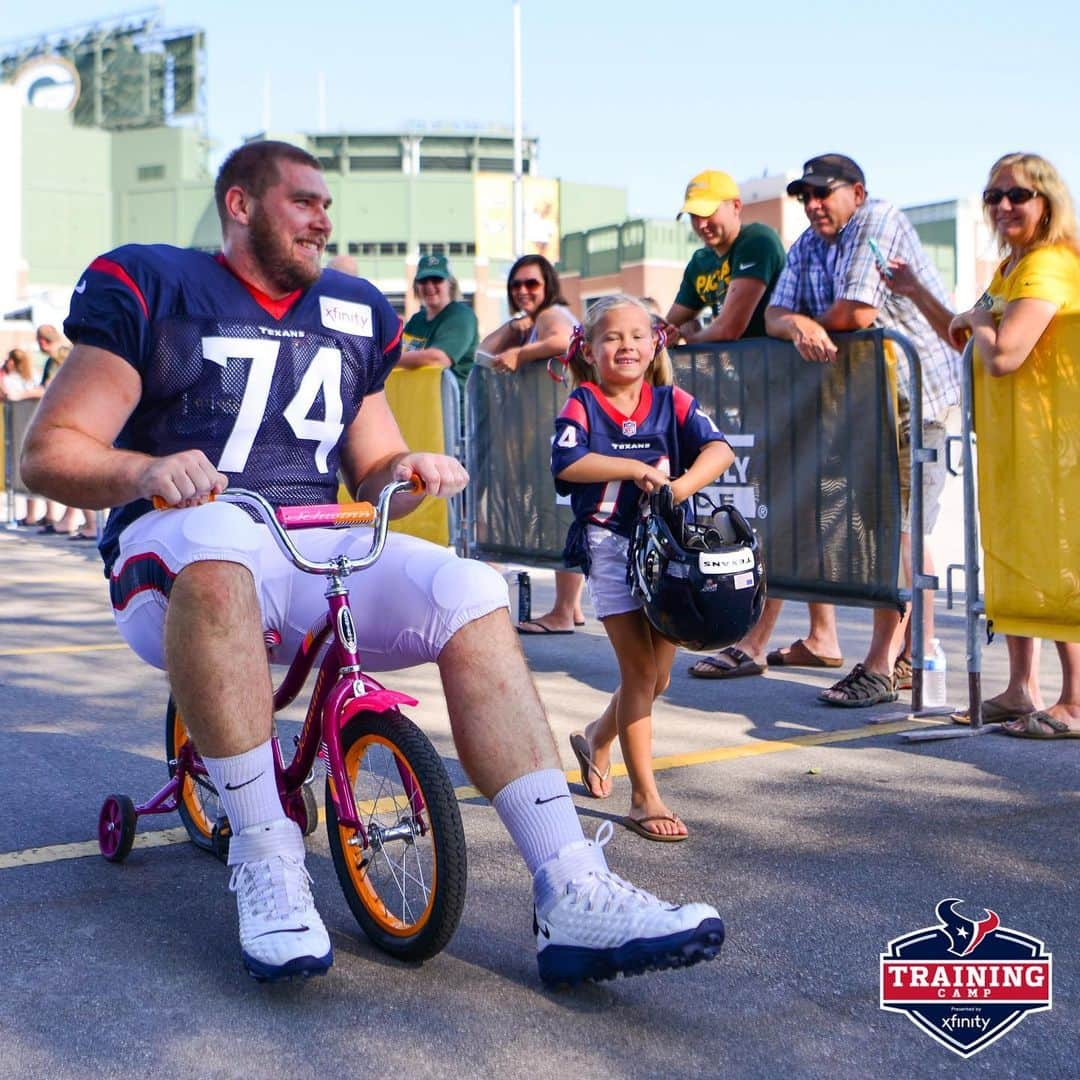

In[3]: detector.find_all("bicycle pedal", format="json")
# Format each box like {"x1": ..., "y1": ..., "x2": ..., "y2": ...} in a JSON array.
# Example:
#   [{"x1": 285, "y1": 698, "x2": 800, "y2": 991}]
[{"x1": 211, "y1": 816, "x2": 232, "y2": 863}]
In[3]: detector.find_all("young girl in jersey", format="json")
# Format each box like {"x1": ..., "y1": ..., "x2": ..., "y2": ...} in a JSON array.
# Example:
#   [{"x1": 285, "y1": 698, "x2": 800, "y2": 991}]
[{"x1": 552, "y1": 295, "x2": 733, "y2": 840}]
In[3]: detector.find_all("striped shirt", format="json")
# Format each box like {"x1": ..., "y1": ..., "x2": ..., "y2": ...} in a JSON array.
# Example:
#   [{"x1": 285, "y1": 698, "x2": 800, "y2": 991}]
[{"x1": 770, "y1": 199, "x2": 960, "y2": 423}]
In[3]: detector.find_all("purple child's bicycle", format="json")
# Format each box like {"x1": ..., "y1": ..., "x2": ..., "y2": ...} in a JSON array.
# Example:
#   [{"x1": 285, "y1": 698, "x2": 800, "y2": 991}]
[{"x1": 96, "y1": 477, "x2": 468, "y2": 962}]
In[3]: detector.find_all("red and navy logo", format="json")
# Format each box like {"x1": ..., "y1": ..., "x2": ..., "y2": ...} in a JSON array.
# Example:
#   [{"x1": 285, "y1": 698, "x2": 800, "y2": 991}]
[{"x1": 880, "y1": 899, "x2": 1052, "y2": 1058}]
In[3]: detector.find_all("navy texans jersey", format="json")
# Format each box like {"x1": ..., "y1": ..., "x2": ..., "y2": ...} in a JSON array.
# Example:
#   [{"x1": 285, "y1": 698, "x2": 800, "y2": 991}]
[
  {"x1": 551, "y1": 381, "x2": 727, "y2": 569},
  {"x1": 63, "y1": 244, "x2": 402, "y2": 572}
]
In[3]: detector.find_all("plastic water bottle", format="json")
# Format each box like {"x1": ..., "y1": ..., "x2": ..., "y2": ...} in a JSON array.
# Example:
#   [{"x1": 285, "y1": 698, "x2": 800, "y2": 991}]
[
  {"x1": 923, "y1": 638, "x2": 948, "y2": 708},
  {"x1": 517, "y1": 571, "x2": 531, "y2": 625}
]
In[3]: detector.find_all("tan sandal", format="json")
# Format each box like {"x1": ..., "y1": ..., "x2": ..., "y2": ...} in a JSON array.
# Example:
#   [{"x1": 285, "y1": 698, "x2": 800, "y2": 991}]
[{"x1": 622, "y1": 814, "x2": 688, "y2": 842}]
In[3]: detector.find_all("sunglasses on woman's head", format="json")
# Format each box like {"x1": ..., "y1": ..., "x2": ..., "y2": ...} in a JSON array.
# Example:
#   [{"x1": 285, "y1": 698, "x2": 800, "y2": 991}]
[{"x1": 982, "y1": 187, "x2": 1040, "y2": 207}]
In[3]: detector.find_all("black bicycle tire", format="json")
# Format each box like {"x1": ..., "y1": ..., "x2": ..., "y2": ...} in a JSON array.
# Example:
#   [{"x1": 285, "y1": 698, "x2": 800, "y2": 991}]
[
  {"x1": 326, "y1": 709, "x2": 467, "y2": 962},
  {"x1": 165, "y1": 696, "x2": 220, "y2": 853}
]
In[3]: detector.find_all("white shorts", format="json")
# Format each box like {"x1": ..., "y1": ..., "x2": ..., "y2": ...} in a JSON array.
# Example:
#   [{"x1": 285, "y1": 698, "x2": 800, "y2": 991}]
[
  {"x1": 584, "y1": 525, "x2": 642, "y2": 620},
  {"x1": 109, "y1": 501, "x2": 510, "y2": 671},
  {"x1": 899, "y1": 419, "x2": 950, "y2": 534}
]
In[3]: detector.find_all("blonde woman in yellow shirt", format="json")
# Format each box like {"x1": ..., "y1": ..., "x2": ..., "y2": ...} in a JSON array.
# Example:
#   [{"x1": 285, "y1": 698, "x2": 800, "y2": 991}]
[{"x1": 949, "y1": 152, "x2": 1080, "y2": 739}]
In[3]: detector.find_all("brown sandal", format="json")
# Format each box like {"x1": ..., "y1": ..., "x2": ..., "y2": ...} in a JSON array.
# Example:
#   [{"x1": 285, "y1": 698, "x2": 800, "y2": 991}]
[
  {"x1": 767, "y1": 639, "x2": 843, "y2": 668},
  {"x1": 688, "y1": 646, "x2": 765, "y2": 679},
  {"x1": 819, "y1": 664, "x2": 897, "y2": 708},
  {"x1": 893, "y1": 654, "x2": 913, "y2": 691}
]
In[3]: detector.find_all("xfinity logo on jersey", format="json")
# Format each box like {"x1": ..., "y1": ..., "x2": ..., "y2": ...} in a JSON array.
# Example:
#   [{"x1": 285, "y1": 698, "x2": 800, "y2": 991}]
[
  {"x1": 697, "y1": 433, "x2": 761, "y2": 522},
  {"x1": 879, "y1": 899, "x2": 1052, "y2": 1058},
  {"x1": 320, "y1": 297, "x2": 373, "y2": 337}
]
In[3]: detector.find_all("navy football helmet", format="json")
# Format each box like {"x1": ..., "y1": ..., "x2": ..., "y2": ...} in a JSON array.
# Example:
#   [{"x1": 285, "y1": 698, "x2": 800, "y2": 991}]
[{"x1": 628, "y1": 486, "x2": 766, "y2": 652}]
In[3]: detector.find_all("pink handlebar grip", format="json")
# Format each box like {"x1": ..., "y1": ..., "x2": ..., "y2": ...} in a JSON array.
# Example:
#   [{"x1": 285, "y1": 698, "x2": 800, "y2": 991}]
[{"x1": 275, "y1": 502, "x2": 376, "y2": 529}]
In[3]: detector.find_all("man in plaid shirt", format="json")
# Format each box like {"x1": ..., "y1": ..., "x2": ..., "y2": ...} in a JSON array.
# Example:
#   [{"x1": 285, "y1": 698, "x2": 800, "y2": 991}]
[{"x1": 763, "y1": 153, "x2": 961, "y2": 707}]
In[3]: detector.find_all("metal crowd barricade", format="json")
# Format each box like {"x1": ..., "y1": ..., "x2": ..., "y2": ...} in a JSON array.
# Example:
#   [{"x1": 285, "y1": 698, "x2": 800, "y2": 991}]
[
  {"x1": 462, "y1": 330, "x2": 953, "y2": 711},
  {"x1": 902, "y1": 338, "x2": 987, "y2": 741},
  {"x1": 3, "y1": 399, "x2": 39, "y2": 526}
]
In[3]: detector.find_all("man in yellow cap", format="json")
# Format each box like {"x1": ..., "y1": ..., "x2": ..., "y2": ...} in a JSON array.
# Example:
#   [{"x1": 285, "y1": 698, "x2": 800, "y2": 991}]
[{"x1": 665, "y1": 170, "x2": 785, "y2": 346}]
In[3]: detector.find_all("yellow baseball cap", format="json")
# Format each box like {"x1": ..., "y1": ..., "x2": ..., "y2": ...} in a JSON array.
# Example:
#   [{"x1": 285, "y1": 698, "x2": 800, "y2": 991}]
[{"x1": 678, "y1": 170, "x2": 741, "y2": 218}]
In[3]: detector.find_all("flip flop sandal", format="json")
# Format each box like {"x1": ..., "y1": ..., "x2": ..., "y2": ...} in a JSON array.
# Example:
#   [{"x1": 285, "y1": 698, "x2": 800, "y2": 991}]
[
  {"x1": 767, "y1": 639, "x2": 844, "y2": 668},
  {"x1": 688, "y1": 646, "x2": 765, "y2": 680},
  {"x1": 951, "y1": 701, "x2": 1035, "y2": 726},
  {"x1": 1000, "y1": 711, "x2": 1080, "y2": 739},
  {"x1": 569, "y1": 732, "x2": 611, "y2": 799},
  {"x1": 516, "y1": 620, "x2": 573, "y2": 636},
  {"x1": 818, "y1": 663, "x2": 898, "y2": 708},
  {"x1": 622, "y1": 814, "x2": 688, "y2": 842}
]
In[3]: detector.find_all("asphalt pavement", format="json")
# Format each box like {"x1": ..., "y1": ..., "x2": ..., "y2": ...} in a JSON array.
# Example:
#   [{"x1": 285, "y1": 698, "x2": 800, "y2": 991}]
[{"x1": 0, "y1": 522, "x2": 1075, "y2": 1079}]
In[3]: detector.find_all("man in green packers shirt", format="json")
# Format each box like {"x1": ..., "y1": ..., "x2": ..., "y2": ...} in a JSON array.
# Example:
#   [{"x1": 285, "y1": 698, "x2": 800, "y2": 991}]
[
  {"x1": 665, "y1": 170, "x2": 784, "y2": 345},
  {"x1": 398, "y1": 253, "x2": 479, "y2": 395}
]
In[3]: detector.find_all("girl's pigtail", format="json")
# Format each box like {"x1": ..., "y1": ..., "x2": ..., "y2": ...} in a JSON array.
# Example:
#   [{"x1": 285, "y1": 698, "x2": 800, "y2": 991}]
[{"x1": 563, "y1": 324, "x2": 591, "y2": 389}]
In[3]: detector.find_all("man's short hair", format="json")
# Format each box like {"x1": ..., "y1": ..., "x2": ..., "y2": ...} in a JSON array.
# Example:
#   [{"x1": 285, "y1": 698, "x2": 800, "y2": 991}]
[
  {"x1": 214, "y1": 140, "x2": 322, "y2": 226},
  {"x1": 35, "y1": 324, "x2": 60, "y2": 344}
]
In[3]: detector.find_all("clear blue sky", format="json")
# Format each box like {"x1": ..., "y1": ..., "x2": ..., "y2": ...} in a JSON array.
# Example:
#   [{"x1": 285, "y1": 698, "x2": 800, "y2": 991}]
[{"x1": 6, "y1": 1, "x2": 1080, "y2": 216}]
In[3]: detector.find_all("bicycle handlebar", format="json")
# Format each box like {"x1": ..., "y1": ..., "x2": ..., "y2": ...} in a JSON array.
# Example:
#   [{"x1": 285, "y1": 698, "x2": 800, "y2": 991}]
[{"x1": 154, "y1": 475, "x2": 423, "y2": 577}]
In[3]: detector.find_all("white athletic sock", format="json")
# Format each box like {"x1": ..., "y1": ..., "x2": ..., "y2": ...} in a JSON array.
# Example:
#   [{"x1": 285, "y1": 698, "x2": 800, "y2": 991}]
[
  {"x1": 491, "y1": 769, "x2": 585, "y2": 876},
  {"x1": 201, "y1": 741, "x2": 286, "y2": 835}
]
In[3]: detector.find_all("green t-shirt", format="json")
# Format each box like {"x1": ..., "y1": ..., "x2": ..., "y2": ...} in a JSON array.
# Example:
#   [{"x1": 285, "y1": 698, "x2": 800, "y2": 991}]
[
  {"x1": 674, "y1": 222, "x2": 785, "y2": 338},
  {"x1": 401, "y1": 300, "x2": 479, "y2": 392}
]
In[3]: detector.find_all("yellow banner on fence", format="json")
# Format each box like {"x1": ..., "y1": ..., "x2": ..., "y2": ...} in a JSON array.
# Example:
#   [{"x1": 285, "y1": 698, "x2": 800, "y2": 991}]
[
  {"x1": 975, "y1": 315, "x2": 1080, "y2": 641},
  {"x1": 375, "y1": 366, "x2": 450, "y2": 547}
]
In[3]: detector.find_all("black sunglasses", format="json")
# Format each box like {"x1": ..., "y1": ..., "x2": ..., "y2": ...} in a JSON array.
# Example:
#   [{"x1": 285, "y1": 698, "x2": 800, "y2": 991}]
[
  {"x1": 982, "y1": 186, "x2": 1040, "y2": 207},
  {"x1": 796, "y1": 182, "x2": 850, "y2": 205},
  {"x1": 510, "y1": 277, "x2": 543, "y2": 290}
]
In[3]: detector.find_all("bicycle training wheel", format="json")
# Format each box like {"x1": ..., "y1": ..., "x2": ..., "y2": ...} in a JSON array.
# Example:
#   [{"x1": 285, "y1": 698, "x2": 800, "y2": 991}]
[
  {"x1": 326, "y1": 710, "x2": 466, "y2": 962},
  {"x1": 165, "y1": 696, "x2": 224, "y2": 854}
]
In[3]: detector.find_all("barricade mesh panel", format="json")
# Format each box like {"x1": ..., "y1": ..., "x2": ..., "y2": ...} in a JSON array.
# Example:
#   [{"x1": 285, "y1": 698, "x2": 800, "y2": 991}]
[
  {"x1": 465, "y1": 331, "x2": 905, "y2": 610},
  {"x1": 466, "y1": 363, "x2": 574, "y2": 566},
  {"x1": 3, "y1": 401, "x2": 39, "y2": 495},
  {"x1": 673, "y1": 332, "x2": 902, "y2": 609}
]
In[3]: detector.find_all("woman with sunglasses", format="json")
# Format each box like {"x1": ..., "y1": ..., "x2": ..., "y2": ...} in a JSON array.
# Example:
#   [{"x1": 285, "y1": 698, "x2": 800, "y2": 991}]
[
  {"x1": 479, "y1": 254, "x2": 576, "y2": 375},
  {"x1": 947, "y1": 152, "x2": 1080, "y2": 739},
  {"x1": 479, "y1": 255, "x2": 585, "y2": 634}
]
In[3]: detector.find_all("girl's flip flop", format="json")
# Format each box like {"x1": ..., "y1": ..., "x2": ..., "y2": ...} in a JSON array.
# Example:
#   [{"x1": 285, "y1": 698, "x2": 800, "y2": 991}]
[
  {"x1": 622, "y1": 814, "x2": 688, "y2": 842},
  {"x1": 569, "y1": 732, "x2": 611, "y2": 798}
]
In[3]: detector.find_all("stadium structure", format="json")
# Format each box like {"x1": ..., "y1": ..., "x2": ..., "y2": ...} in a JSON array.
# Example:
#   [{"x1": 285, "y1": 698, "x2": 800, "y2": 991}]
[{"x1": 1, "y1": 9, "x2": 989, "y2": 350}]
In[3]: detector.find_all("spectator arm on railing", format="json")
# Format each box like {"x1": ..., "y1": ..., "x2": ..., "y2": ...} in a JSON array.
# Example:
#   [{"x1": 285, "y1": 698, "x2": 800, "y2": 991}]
[
  {"x1": 764, "y1": 305, "x2": 839, "y2": 363},
  {"x1": 397, "y1": 347, "x2": 452, "y2": 370},
  {"x1": 818, "y1": 298, "x2": 878, "y2": 333},
  {"x1": 952, "y1": 297, "x2": 1058, "y2": 377},
  {"x1": 681, "y1": 278, "x2": 767, "y2": 344},
  {"x1": 478, "y1": 319, "x2": 528, "y2": 356}
]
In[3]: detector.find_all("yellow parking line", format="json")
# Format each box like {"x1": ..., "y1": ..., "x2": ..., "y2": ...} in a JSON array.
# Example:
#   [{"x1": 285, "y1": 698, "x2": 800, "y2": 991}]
[
  {"x1": 0, "y1": 717, "x2": 929, "y2": 871},
  {"x1": 0, "y1": 643, "x2": 127, "y2": 657}
]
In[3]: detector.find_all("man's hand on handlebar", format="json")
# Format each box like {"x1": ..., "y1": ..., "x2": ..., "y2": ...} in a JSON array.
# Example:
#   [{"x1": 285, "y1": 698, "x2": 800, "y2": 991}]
[
  {"x1": 139, "y1": 450, "x2": 227, "y2": 508},
  {"x1": 392, "y1": 452, "x2": 469, "y2": 499}
]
